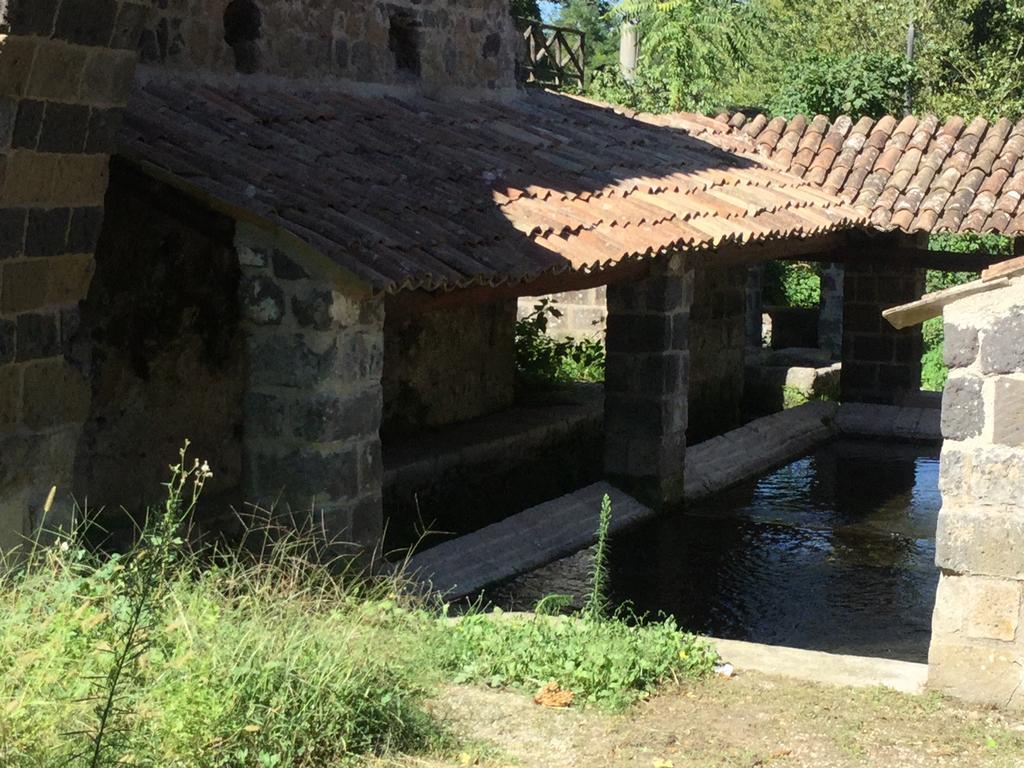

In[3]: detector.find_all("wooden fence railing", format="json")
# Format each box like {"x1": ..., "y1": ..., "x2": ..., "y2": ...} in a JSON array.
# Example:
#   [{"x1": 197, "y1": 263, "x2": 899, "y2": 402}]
[{"x1": 516, "y1": 19, "x2": 586, "y2": 88}]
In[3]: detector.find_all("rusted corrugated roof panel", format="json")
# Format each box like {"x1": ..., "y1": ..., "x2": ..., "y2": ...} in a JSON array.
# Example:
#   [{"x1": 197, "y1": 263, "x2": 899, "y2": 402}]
[
  {"x1": 119, "y1": 83, "x2": 868, "y2": 293},
  {"x1": 679, "y1": 110, "x2": 1024, "y2": 237}
]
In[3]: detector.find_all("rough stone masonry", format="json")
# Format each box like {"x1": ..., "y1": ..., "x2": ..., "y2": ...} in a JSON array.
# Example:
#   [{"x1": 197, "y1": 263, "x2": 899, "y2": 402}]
[
  {"x1": 929, "y1": 276, "x2": 1024, "y2": 708},
  {"x1": 0, "y1": 0, "x2": 150, "y2": 549}
]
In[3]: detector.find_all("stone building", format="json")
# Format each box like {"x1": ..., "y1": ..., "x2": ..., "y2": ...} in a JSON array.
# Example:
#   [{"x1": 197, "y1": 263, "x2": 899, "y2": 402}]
[{"x1": 4, "y1": 0, "x2": 1024, "y2": 711}]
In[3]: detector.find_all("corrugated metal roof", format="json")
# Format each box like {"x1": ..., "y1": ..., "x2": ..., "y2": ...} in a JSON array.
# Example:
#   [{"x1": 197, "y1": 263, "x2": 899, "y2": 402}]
[{"x1": 118, "y1": 83, "x2": 868, "y2": 293}]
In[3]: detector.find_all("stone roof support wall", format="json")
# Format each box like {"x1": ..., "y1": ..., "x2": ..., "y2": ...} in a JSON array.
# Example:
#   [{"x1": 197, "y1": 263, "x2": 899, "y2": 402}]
[
  {"x1": 604, "y1": 256, "x2": 693, "y2": 506},
  {"x1": 818, "y1": 263, "x2": 844, "y2": 361},
  {"x1": 0, "y1": 0, "x2": 148, "y2": 549},
  {"x1": 841, "y1": 254, "x2": 925, "y2": 404},
  {"x1": 929, "y1": 278, "x2": 1024, "y2": 707},
  {"x1": 688, "y1": 262, "x2": 747, "y2": 443},
  {"x1": 236, "y1": 225, "x2": 384, "y2": 554}
]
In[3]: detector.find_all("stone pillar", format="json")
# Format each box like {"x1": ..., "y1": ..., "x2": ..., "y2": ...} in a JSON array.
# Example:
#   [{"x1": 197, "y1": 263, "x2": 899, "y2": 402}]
[
  {"x1": 818, "y1": 262, "x2": 844, "y2": 360},
  {"x1": 0, "y1": 0, "x2": 148, "y2": 548},
  {"x1": 929, "y1": 278, "x2": 1024, "y2": 707},
  {"x1": 841, "y1": 261, "x2": 925, "y2": 404},
  {"x1": 688, "y1": 262, "x2": 747, "y2": 442},
  {"x1": 235, "y1": 226, "x2": 385, "y2": 553},
  {"x1": 745, "y1": 263, "x2": 765, "y2": 349},
  {"x1": 604, "y1": 255, "x2": 692, "y2": 506}
]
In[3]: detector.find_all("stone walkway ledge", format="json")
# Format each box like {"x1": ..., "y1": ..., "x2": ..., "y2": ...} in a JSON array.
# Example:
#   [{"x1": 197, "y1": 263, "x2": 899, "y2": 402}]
[
  {"x1": 405, "y1": 481, "x2": 650, "y2": 599},
  {"x1": 712, "y1": 637, "x2": 928, "y2": 694},
  {"x1": 406, "y1": 400, "x2": 843, "y2": 600},
  {"x1": 836, "y1": 401, "x2": 942, "y2": 442}
]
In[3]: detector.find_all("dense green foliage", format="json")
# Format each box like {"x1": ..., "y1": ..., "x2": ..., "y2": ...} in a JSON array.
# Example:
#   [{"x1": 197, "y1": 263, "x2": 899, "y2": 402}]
[
  {"x1": 515, "y1": 299, "x2": 605, "y2": 388},
  {"x1": 510, "y1": 0, "x2": 542, "y2": 20},
  {"x1": 572, "y1": 0, "x2": 1024, "y2": 120},
  {"x1": 2, "y1": 460, "x2": 713, "y2": 764},
  {"x1": 764, "y1": 261, "x2": 821, "y2": 310}
]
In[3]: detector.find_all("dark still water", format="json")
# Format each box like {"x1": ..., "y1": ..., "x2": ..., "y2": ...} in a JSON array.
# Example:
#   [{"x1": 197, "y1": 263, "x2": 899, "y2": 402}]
[{"x1": 608, "y1": 439, "x2": 942, "y2": 662}]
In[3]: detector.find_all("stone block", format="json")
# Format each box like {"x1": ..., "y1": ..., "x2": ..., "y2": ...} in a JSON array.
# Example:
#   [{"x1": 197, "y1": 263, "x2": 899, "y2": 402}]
[
  {"x1": 0, "y1": 258, "x2": 49, "y2": 313},
  {"x1": 67, "y1": 206, "x2": 104, "y2": 253},
  {"x1": 0, "y1": 363, "x2": 20, "y2": 429},
  {"x1": 964, "y1": 577, "x2": 1022, "y2": 642},
  {"x1": 939, "y1": 442, "x2": 1024, "y2": 507},
  {"x1": 928, "y1": 638, "x2": 1024, "y2": 708},
  {"x1": 990, "y1": 376, "x2": 1024, "y2": 447},
  {"x1": 21, "y1": 357, "x2": 90, "y2": 429},
  {"x1": 38, "y1": 102, "x2": 90, "y2": 154},
  {"x1": 0, "y1": 36, "x2": 38, "y2": 98},
  {"x1": 0, "y1": 151, "x2": 58, "y2": 206},
  {"x1": 291, "y1": 284, "x2": 332, "y2": 330},
  {"x1": 44, "y1": 253, "x2": 94, "y2": 306},
  {"x1": 26, "y1": 42, "x2": 89, "y2": 102},
  {"x1": 84, "y1": 106, "x2": 123, "y2": 154},
  {"x1": 980, "y1": 310, "x2": 1024, "y2": 375},
  {"x1": 52, "y1": 154, "x2": 110, "y2": 206},
  {"x1": 936, "y1": 504, "x2": 1024, "y2": 580},
  {"x1": 15, "y1": 312, "x2": 58, "y2": 361},
  {"x1": 250, "y1": 445, "x2": 361, "y2": 508},
  {"x1": 0, "y1": 208, "x2": 27, "y2": 258},
  {"x1": 25, "y1": 207, "x2": 70, "y2": 257},
  {"x1": 11, "y1": 99, "x2": 43, "y2": 150},
  {"x1": 7, "y1": 0, "x2": 61, "y2": 37},
  {"x1": 239, "y1": 274, "x2": 285, "y2": 325},
  {"x1": 80, "y1": 48, "x2": 136, "y2": 105},
  {"x1": 941, "y1": 372, "x2": 984, "y2": 440},
  {"x1": 54, "y1": 0, "x2": 119, "y2": 46},
  {"x1": 294, "y1": 388, "x2": 382, "y2": 443},
  {"x1": 944, "y1": 321, "x2": 979, "y2": 369}
]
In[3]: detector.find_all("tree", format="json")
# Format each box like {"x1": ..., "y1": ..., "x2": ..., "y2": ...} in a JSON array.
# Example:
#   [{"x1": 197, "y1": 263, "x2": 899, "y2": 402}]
[{"x1": 510, "y1": 0, "x2": 542, "y2": 20}]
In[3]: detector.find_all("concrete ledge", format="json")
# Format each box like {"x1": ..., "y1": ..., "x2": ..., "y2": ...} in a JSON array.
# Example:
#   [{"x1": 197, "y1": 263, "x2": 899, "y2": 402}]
[
  {"x1": 685, "y1": 400, "x2": 839, "y2": 500},
  {"x1": 406, "y1": 402, "x2": 842, "y2": 599},
  {"x1": 405, "y1": 481, "x2": 650, "y2": 599},
  {"x1": 712, "y1": 637, "x2": 928, "y2": 694},
  {"x1": 836, "y1": 402, "x2": 942, "y2": 442}
]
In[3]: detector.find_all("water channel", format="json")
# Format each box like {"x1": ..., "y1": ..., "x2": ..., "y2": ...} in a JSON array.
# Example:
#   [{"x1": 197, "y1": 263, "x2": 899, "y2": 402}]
[{"x1": 496, "y1": 438, "x2": 942, "y2": 662}]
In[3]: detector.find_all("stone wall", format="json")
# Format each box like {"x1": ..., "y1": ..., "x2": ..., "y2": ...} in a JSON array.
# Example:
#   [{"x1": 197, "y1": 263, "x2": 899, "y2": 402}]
[
  {"x1": 604, "y1": 255, "x2": 693, "y2": 505},
  {"x1": 517, "y1": 288, "x2": 606, "y2": 340},
  {"x1": 383, "y1": 297, "x2": 515, "y2": 435},
  {"x1": 76, "y1": 161, "x2": 244, "y2": 528},
  {"x1": 929, "y1": 277, "x2": 1024, "y2": 708},
  {"x1": 818, "y1": 262, "x2": 844, "y2": 360},
  {"x1": 688, "y1": 262, "x2": 747, "y2": 442},
  {"x1": 140, "y1": 0, "x2": 518, "y2": 91},
  {"x1": 842, "y1": 259, "x2": 925, "y2": 404},
  {"x1": 0, "y1": 0, "x2": 149, "y2": 549},
  {"x1": 236, "y1": 224, "x2": 385, "y2": 551}
]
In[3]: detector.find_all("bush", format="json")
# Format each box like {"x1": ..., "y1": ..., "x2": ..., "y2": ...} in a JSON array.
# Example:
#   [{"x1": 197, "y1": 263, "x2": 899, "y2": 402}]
[
  {"x1": 515, "y1": 299, "x2": 605, "y2": 389},
  {"x1": 764, "y1": 261, "x2": 820, "y2": 309},
  {"x1": 0, "y1": 450, "x2": 444, "y2": 767}
]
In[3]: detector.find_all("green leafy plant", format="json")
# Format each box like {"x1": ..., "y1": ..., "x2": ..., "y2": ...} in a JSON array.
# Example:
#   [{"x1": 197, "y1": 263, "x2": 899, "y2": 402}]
[
  {"x1": 764, "y1": 261, "x2": 821, "y2": 309},
  {"x1": 515, "y1": 299, "x2": 605, "y2": 389},
  {"x1": 438, "y1": 494, "x2": 718, "y2": 709}
]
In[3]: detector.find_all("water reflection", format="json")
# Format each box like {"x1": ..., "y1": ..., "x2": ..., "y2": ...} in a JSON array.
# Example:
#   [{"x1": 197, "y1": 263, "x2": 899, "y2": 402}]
[{"x1": 608, "y1": 439, "x2": 941, "y2": 662}]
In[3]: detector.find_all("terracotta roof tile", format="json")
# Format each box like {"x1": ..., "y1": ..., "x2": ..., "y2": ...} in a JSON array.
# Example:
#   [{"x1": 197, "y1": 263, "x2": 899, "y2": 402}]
[
  {"x1": 682, "y1": 108, "x2": 1024, "y2": 236},
  {"x1": 120, "y1": 84, "x2": 865, "y2": 293}
]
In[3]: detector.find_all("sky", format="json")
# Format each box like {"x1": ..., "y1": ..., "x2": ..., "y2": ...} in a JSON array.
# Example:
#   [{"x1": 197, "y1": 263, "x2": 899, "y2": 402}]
[{"x1": 539, "y1": 1, "x2": 559, "y2": 22}]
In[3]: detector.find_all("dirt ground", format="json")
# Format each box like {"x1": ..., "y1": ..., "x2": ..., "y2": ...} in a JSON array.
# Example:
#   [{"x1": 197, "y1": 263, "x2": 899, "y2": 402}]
[{"x1": 388, "y1": 673, "x2": 1024, "y2": 768}]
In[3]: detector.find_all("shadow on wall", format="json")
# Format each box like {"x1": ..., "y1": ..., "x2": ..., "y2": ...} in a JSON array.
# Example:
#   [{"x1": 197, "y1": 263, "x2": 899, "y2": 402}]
[{"x1": 74, "y1": 160, "x2": 246, "y2": 540}]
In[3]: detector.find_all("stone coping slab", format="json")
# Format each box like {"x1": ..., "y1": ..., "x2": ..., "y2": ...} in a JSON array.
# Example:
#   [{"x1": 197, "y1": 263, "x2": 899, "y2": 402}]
[
  {"x1": 711, "y1": 637, "x2": 928, "y2": 694},
  {"x1": 405, "y1": 481, "x2": 649, "y2": 599},
  {"x1": 836, "y1": 402, "x2": 942, "y2": 443},
  {"x1": 405, "y1": 400, "x2": 842, "y2": 599}
]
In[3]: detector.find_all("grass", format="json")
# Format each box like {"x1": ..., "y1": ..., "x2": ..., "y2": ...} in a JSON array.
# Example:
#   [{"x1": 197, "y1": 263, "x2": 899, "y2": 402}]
[{"x1": 0, "y1": 451, "x2": 715, "y2": 766}]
